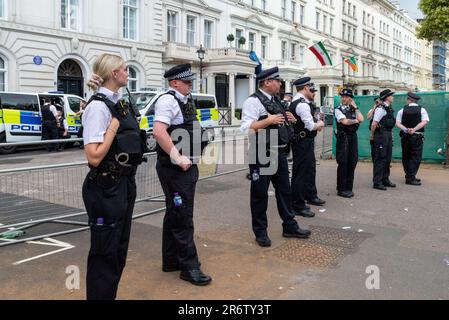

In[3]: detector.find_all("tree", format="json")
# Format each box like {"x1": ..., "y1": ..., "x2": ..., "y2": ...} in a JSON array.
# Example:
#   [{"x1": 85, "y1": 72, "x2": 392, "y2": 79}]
[
  {"x1": 238, "y1": 37, "x2": 246, "y2": 46},
  {"x1": 416, "y1": 0, "x2": 449, "y2": 42},
  {"x1": 227, "y1": 34, "x2": 235, "y2": 47}
]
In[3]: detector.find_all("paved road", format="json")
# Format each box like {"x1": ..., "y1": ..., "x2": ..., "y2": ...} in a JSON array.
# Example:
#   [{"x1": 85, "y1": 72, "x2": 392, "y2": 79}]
[{"x1": 1, "y1": 159, "x2": 448, "y2": 300}]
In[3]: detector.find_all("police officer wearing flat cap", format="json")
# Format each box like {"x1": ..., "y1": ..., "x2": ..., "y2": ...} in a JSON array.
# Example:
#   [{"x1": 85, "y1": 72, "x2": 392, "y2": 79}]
[
  {"x1": 396, "y1": 92, "x2": 430, "y2": 186},
  {"x1": 370, "y1": 89, "x2": 396, "y2": 190},
  {"x1": 241, "y1": 67, "x2": 311, "y2": 248},
  {"x1": 290, "y1": 77, "x2": 325, "y2": 216},
  {"x1": 153, "y1": 63, "x2": 211, "y2": 286},
  {"x1": 334, "y1": 89, "x2": 364, "y2": 198}
]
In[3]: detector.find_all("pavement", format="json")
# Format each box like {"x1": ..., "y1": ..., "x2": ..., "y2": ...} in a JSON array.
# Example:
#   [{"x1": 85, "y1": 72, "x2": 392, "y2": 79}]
[{"x1": 1, "y1": 155, "x2": 449, "y2": 300}]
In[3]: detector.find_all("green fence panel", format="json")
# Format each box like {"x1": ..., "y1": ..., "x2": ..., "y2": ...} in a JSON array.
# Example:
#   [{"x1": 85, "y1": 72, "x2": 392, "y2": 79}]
[{"x1": 333, "y1": 91, "x2": 449, "y2": 163}]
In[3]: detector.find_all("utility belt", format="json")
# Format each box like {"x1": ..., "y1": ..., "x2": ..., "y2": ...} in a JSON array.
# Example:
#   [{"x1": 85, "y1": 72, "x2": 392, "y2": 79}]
[
  {"x1": 400, "y1": 131, "x2": 424, "y2": 139},
  {"x1": 336, "y1": 130, "x2": 357, "y2": 138},
  {"x1": 291, "y1": 131, "x2": 316, "y2": 142},
  {"x1": 88, "y1": 161, "x2": 137, "y2": 183},
  {"x1": 375, "y1": 127, "x2": 393, "y2": 134}
]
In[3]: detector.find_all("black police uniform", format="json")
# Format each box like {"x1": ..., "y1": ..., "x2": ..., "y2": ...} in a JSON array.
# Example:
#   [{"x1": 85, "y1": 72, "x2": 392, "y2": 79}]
[
  {"x1": 335, "y1": 90, "x2": 360, "y2": 194},
  {"x1": 400, "y1": 98, "x2": 425, "y2": 183},
  {"x1": 82, "y1": 93, "x2": 146, "y2": 300},
  {"x1": 248, "y1": 90, "x2": 302, "y2": 241},
  {"x1": 154, "y1": 64, "x2": 211, "y2": 286},
  {"x1": 156, "y1": 92, "x2": 206, "y2": 272},
  {"x1": 289, "y1": 96, "x2": 318, "y2": 211},
  {"x1": 41, "y1": 104, "x2": 58, "y2": 151},
  {"x1": 372, "y1": 101, "x2": 395, "y2": 188}
]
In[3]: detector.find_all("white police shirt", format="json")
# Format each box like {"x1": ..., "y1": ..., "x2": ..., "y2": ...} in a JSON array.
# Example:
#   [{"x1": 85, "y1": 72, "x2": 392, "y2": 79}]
[
  {"x1": 44, "y1": 103, "x2": 58, "y2": 118},
  {"x1": 372, "y1": 102, "x2": 390, "y2": 123},
  {"x1": 154, "y1": 88, "x2": 188, "y2": 126},
  {"x1": 335, "y1": 105, "x2": 352, "y2": 123},
  {"x1": 293, "y1": 92, "x2": 315, "y2": 131},
  {"x1": 396, "y1": 103, "x2": 430, "y2": 123},
  {"x1": 82, "y1": 87, "x2": 121, "y2": 146},
  {"x1": 240, "y1": 89, "x2": 272, "y2": 135}
]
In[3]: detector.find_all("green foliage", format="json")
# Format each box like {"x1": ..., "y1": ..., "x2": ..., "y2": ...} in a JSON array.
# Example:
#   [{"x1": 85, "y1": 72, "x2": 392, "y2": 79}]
[
  {"x1": 227, "y1": 34, "x2": 235, "y2": 42},
  {"x1": 417, "y1": 0, "x2": 449, "y2": 42},
  {"x1": 238, "y1": 37, "x2": 246, "y2": 45}
]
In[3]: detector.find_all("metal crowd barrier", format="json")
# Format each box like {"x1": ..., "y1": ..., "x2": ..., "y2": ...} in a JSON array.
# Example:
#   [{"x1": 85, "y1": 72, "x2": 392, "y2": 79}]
[{"x1": 0, "y1": 124, "x2": 333, "y2": 247}]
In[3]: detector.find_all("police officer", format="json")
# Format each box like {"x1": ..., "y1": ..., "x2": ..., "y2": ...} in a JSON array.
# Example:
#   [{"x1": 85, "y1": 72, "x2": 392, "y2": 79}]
[
  {"x1": 153, "y1": 63, "x2": 212, "y2": 286},
  {"x1": 290, "y1": 77, "x2": 325, "y2": 216},
  {"x1": 396, "y1": 92, "x2": 430, "y2": 186},
  {"x1": 282, "y1": 93, "x2": 293, "y2": 108},
  {"x1": 241, "y1": 67, "x2": 311, "y2": 248},
  {"x1": 41, "y1": 98, "x2": 59, "y2": 152},
  {"x1": 82, "y1": 53, "x2": 146, "y2": 300},
  {"x1": 334, "y1": 89, "x2": 364, "y2": 198},
  {"x1": 370, "y1": 89, "x2": 396, "y2": 190}
]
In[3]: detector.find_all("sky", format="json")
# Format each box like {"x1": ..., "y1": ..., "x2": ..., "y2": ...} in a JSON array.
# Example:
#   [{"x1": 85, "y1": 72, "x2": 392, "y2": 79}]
[{"x1": 398, "y1": 0, "x2": 424, "y2": 20}]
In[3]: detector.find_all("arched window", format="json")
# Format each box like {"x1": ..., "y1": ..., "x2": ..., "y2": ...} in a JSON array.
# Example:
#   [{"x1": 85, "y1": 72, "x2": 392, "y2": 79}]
[
  {"x1": 128, "y1": 66, "x2": 139, "y2": 92},
  {"x1": 0, "y1": 56, "x2": 6, "y2": 91}
]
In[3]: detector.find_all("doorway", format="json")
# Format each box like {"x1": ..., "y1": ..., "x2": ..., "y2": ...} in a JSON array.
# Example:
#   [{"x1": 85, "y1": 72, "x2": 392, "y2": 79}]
[{"x1": 57, "y1": 59, "x2": 84, "y2": 97}]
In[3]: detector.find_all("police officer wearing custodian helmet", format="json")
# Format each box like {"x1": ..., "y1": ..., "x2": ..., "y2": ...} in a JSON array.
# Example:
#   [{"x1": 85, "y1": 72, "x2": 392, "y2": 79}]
[
  {"x1": 82, "y1": 53, "x2": 147, "y2": 300},
  {"x1": 334, "y1": 88, "x2": 364, "y2": 198},
  {"x1": 153, "y1": 63, "x2": 212, "y2": 286}
]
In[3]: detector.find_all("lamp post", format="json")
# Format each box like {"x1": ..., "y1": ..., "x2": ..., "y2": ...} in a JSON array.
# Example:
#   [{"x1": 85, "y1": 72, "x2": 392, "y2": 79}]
[{"x1": 197, "y1": 44, "x2": 205, "y2": 93}]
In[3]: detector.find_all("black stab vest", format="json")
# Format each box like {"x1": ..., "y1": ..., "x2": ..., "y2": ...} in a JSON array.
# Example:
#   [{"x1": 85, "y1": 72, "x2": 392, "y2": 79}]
[
  {"x1": 87, "y1": 93, "x2": 146, "y2": 173},
  {"x1": 156, "y1": 91, "x2": 208, "y2": 167},
  {"x1": 289, "y1": 97, "x2": 318, "y2": 139},
  {"x1": 41, "y1": 104, "x2": 56, "y2": 123},
  {"x1": 251, "y1": 90, "x2": 292, "y2": 148},
  {"x1": 335, "y1": 105, "x2": 359, "y2": 134},
  {"x1": 402, "y1": 105, "x2": 424, "y2": 133},
  {"x1": 371, "y1": 103, "x2": 395, "y2": 133}
]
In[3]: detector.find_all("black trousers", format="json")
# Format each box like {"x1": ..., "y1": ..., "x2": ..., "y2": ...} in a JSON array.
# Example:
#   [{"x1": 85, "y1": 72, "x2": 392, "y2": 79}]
[
  {"x1": 156, "y1": 162, "x2": 200, "y2": 271},
  {"x1": 83, "y1": 174, "x2": 136, "y2": 300},
  {"x1": 401, "y1": 135, "x2": 424, "y2": 181},
  {"x1": 336, "y1": 132, "x2": 359, "y2": 192},
  {"x1": 372, "y1": 130, "x2": 393, "y2": 186},
  {"x1": 248, "y1": 149, "x2": 299, "y2": 238},
  {"x1": 41, "y1": 121, "x2": 58, "y2": 151},
  {"x1": 291, "y1": 137, "x2": 317, "y2": 210}
]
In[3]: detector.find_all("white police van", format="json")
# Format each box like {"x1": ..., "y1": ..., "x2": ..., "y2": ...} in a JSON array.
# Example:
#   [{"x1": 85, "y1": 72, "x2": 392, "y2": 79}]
[
  {"x1": 0, "y1": 92, "x2": 84, "y2": 154},
  {"x1": 125, "y1": 90, "x2": 219, "y2": 152}
]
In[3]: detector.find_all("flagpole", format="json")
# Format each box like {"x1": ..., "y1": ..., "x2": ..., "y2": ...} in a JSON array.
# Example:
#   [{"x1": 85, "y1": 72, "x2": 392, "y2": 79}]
[{"x1": 341, "y1": 56, "x2": 345, "y2": 88}]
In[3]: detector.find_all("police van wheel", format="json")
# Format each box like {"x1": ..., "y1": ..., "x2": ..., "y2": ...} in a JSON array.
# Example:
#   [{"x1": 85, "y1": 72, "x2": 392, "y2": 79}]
[
  {"x1": 0, "y1": 133, "x2": 17, "y2": 155},
  {"x1": 146, "y1": 132, "x2": 157, "y2": 153}
]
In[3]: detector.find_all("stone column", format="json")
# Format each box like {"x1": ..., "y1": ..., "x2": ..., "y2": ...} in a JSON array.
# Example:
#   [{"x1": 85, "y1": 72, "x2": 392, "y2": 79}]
[
  {"x1": 248, "y1": 74, "x2": 256, "y2": 95},
  {"x1": 284, "y1": 79, "x2": 292, "y2": 94},
  {"x1": 328, "y1": 85, "x2": 335, "y2": 108},
  {"x1": 206, "y1": 74, "x2": 215, "y2": 95},
  {"x1": 228, "y1": 73, "x2": 236, "y2": 124}
]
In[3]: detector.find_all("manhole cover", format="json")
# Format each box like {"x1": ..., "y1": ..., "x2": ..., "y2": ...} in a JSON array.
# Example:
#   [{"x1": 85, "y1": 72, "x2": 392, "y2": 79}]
[{"x1": 272, "y1": 225, "x2": 372, "y2": 268}]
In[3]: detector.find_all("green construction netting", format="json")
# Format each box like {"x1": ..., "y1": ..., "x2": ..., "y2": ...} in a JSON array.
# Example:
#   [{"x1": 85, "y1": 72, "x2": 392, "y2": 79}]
[{"x1": 333, "y1": 91, "x2": 449, "y2": 163}]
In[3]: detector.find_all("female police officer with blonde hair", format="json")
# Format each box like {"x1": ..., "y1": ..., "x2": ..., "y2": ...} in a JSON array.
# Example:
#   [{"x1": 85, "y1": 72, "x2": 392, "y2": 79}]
[{"x1": 82, "y1": 53, "x2": 146, "y2": 300}]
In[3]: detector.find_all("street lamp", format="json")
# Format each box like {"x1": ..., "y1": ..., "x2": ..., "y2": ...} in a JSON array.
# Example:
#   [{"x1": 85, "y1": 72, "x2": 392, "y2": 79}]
[{"x1": 197, "y1": 44, "x2": 206, "y2": 93}]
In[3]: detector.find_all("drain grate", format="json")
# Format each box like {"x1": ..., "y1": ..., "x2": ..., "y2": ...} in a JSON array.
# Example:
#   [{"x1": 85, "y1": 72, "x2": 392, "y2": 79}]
[{"x1": 273, "y1": 225, "x2": 372, "y2": 268}]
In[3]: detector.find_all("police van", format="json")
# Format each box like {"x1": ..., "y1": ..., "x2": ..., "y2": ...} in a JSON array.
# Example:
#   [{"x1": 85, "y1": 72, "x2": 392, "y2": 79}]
[
  {"x1": 125, "y1": 90, "x2": 219, "y2": 152},
  {"x1": 0, "y1": 92, "x2": 84, "y2": 154}
]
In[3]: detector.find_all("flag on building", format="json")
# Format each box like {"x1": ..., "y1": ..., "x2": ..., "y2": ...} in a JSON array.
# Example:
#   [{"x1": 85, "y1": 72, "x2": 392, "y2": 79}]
[
  {"x1": 309, "y1": 41, "x2": 333, "y2": 66},
  {"x1": 344, "y1": 56, "x2": 359, "y2": 72}
]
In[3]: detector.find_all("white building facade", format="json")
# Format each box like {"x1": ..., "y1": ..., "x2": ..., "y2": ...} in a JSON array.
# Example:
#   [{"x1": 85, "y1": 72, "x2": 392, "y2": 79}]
[
  {"x1": 0, "y1": 0, "x2": 438, "y2": 120},
  {"x1": 0, "y1": 0, "x2": 165, "y2": 98}
]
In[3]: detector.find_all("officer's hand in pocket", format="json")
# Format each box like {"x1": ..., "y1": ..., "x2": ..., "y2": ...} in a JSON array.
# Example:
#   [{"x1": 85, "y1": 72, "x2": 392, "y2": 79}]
[{"x1": 177, "y1": 155, "x2": 192, "y2": 172}]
